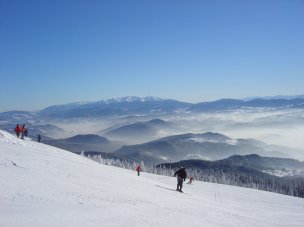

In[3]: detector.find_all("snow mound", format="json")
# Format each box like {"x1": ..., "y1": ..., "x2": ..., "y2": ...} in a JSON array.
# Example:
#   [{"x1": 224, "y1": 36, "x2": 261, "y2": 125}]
[
  {"x1": 0, "y1": 130, "x2": 26, "y2": 145},
  {"x1": 0, "y1": 129, "x2": 304, "y2": 227}
]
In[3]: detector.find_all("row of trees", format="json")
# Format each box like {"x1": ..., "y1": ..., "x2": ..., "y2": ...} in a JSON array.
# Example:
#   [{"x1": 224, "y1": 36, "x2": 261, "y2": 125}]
[
  {"x1": 185, "y1": 168, "x2": 304, "y2": 198},
  {"x1": 84, "y1": 154, "x2": 304, "y2": 198}
]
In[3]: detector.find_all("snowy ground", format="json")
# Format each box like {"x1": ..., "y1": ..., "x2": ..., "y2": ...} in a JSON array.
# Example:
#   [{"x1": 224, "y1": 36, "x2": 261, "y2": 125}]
[{"x1": 1, "y1": 130, "x2": 304, "y2": 227}]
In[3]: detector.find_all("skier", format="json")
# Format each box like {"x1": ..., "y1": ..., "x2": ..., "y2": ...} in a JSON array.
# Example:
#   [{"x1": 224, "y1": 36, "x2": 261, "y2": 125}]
[
  {"x1": 20, "y1": 124, "x2": 26, "y2": 139},
  {"x1": 173, "y1": 167, "x2": 187, "y2": 192},
  {"x1": 15, "y1": 124, "x2": 21, "y2": 138},
  {"x1": 136, "y1": 164, "x2": 142, "y2": 176},
  {"x1": 187, "y1": 176, "x2": 194, "y2": 184},
  {"x1": 37, "y1": 134, "x2": 41, "y2": 142},
  {"x1": 24, "y1": 128, "x2": 28, "y2": 137}
]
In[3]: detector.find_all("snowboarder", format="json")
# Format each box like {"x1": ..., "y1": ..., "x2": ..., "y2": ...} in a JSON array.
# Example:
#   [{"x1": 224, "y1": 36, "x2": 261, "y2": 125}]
[
  {"x1": 174, "y1": 167, "x2": 187, "y2": 192},
  {"x1": 37, "y1": 134, "x2": 41, "y2": 142},
  {"x1": 136, "y1": 164, "x2": 142, "y2": 176},
  {"x1": 15, "y1": 124, "x2": 21, "y2": 138},
  {"x1": 187, "y1": 176, "x2": 194, "y2": 184}
]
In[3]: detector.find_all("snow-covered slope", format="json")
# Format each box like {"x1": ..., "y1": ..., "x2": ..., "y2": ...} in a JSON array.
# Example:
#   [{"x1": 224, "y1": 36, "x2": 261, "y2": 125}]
[{"x1": 0, "y1": 130, "x2": 303, "y2": 227}]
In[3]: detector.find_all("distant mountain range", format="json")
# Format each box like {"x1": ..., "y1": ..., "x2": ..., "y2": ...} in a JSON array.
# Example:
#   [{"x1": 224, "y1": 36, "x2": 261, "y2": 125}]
[
  {"x1": 39, "y1": 96, "x2": 304, "y2": 118},
  {"x1": 243, "y1": 94, "x2": 304, "y2": 101},
  {"x1": 189, "y1": 98, "x2": 304, "y2": 112},
  {"x1": 1, "y1": 96, "x2": 304, "y2": 120},
  {"x1": 103, "y1": 119, "x2": 175, "y2": 143},
  {"x1": 114, "y1": 132, "x2": 298, "y2": 164},
  {"x1": 40, "y1": 131, "x2": 301, "y2": 165},
  {"x1": 157, "y1": 154, "x2": 304, "y2": 177},
  {"x1": 44, "y1": 134, "x2": 123, "y2": 154},
  {"x1": 38, "y1": 96, "x2": 191, "y2": 118}
]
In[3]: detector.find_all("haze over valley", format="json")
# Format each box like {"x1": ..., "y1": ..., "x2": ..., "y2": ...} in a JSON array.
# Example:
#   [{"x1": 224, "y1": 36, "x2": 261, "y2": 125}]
[{"x1": 1, "y1": 95, "x2": 304, "y2": 161}]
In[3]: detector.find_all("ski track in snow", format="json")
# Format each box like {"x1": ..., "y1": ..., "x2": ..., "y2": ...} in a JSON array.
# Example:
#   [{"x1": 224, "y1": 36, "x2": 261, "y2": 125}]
[{"x1": 0, "y1": 130, "x2": 304, "y2": 227}]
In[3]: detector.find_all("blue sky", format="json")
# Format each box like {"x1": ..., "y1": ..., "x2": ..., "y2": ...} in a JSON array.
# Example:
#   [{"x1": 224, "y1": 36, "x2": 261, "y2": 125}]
[{"x1": 0, "y1": 0, "x2": 303, "y2": 111}]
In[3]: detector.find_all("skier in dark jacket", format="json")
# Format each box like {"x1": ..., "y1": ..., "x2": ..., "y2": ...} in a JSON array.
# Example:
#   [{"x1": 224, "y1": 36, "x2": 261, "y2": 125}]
[
  {"x1": 24, "y1": 128, "x2": 28, "y2": 137},
  {"x1": 37, "y1": 134, "x2": 41, "y2": 142},
  {"x1": 174, "y1": 167, "x2": 187, "y2": 192}
]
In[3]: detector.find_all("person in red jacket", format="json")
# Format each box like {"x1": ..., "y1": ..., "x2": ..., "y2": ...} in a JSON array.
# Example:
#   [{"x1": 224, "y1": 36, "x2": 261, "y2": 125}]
[
  {"x1": 15, "y1": 124, "x2": 21, "y2": 138},
  {"x1": 187, "y1": 176, "x2": 194, "y2": 184},
  {"x1": 20, "y1": 124, "x2": 26, "y2": 139},
  {"x1": 136, "y1": 164, "x2": 142, "y2": 176}
]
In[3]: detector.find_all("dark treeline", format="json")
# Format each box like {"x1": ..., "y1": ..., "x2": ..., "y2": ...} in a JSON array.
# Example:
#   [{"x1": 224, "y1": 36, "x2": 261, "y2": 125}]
[
  {"x1": 84, "y1": 154, "x2": 304, "y2": 198},
  {"x1": 179, "y1": 168, "x2": 304, "y2": 198}
]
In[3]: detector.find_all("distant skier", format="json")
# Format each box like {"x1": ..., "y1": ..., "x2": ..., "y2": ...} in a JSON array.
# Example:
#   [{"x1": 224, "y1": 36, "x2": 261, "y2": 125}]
[
  {"x1": 20, "y1": 124, "x2": 26, "y2": 139},
  {"x1": 37, "y1": 134, "x2": 41, "y2": 142},
  {"x1": 15, "y1": 124, "x2": 21, "y2": 138},
  {"x1": 174, "y1": 167, "x2": 187, "y2": 192},
  {"x1": 24, "y1": 128, "x2": 28, "y2": 137},
  {"x1": 187, "y1": 176, "x2": 194, "y2": 184},
  {"x1": 136, "y1": 164, "x2": 142, "y2": 176}
]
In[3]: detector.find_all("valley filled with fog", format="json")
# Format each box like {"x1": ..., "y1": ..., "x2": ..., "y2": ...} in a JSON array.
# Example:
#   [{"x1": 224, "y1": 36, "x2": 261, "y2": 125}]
[
  {"x1": 2, "y1": 97, "x2": 303, "y2": 160},
  {"x1": 47, "y1": 107, "x2": 304, "y2": 156}
]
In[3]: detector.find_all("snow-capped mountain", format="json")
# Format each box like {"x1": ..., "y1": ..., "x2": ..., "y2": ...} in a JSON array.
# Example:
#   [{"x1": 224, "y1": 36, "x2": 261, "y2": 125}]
[
  {"x1": 97, "y1": 96, "x2": 164, "y2": 103},
  {"x1": 1, "y1": 129, "x2": 304, "y2": 227},
  {"x1": 243, "y1": 94, "x2": 304, "y2": 101},
  {"x1": 190, "y1": 98, "x2": 304, "y2": 112},
  {"x1": 36, "y1": 96, "x2": 304, "y2": 119},
  {"x1": 1, "y1": 96, "x2": 304, "y2": 121},
  {"x1": 38, "y1": 96, "x2": 191, "y2": 118},
  {"x1": 41, "y1": 96, "x2": 164, "y2": 112}
]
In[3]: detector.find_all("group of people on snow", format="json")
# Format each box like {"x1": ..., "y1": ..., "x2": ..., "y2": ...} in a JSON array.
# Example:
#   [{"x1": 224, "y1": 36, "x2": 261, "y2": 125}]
[
  {"x1": 14, "y1": 124, "x2": 28, "y2": 139},
  {"x1": 135, "y1": 164, "x2": 193, "y2": 193},
  {"x1": 14, "y1": 124, "x2": 41, "y2": 142}
]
